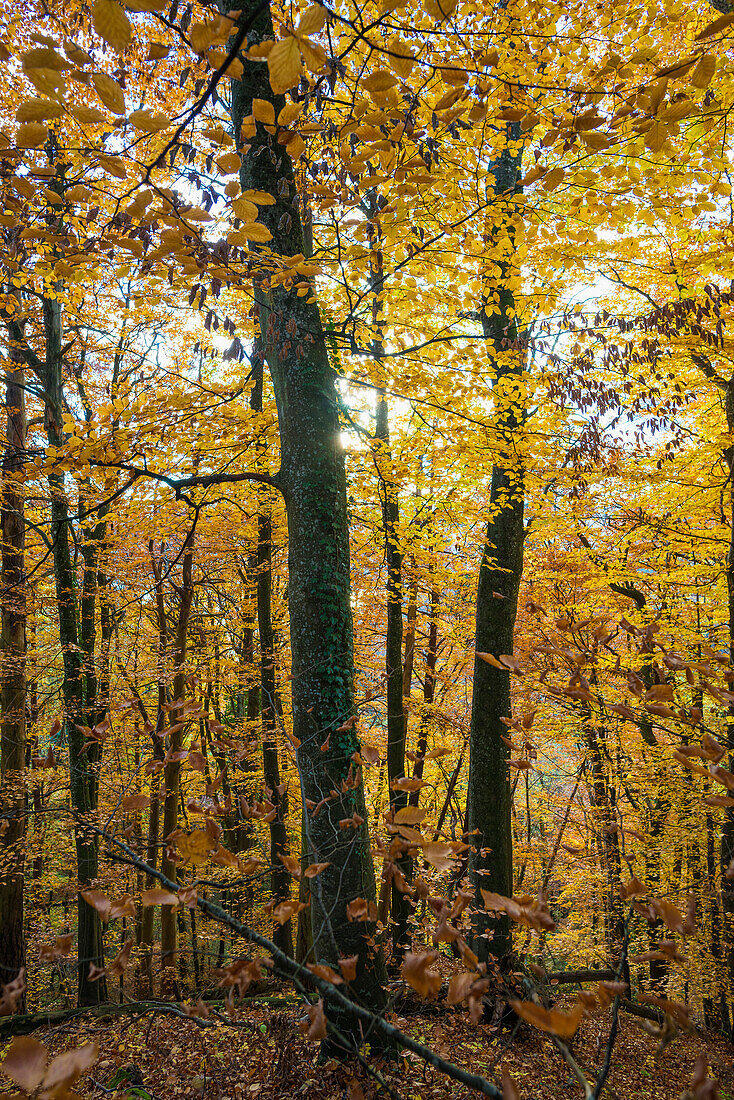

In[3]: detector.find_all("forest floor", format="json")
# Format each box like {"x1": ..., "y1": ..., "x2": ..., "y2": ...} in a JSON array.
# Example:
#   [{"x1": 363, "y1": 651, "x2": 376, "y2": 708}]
[{"x1": 9, "y1": 991, "x2": 733, "y2": 1100}]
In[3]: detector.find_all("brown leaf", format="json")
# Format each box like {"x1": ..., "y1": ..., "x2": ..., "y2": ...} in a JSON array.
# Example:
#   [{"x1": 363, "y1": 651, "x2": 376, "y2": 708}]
[
  {"x1": 421, "y1": 842, "x2": 457, "y2": 872},
  {"x1": 141, "y1": 888, "x2": 179, "y2": 906},
  {"x1": 447, "y1": 971, "x2": 475, "y2": 1005},
  {"x1": 80, "y1": 888, "x2": 111, "y2": 920},
  {"x1": 394, "y1": 806, "x2": 426, "y2": 825},
  {"x1": 304, "y1": 862, "x2": 330, "y2": 878},
  {"x1": 273, "y1": 899, "x2": 305, "y2": 925},
  {"x1": 402, "y1": 950, "x2": 442, "y2": 999},
  {"x1": 43, "y1": 1042, "x2": 98, "y2": 1089},
  {"x1": 1, "y1": 1036, "x2": 48, "y2": 1091},
  {"x1": 304, "y1": 999, "x2": 327, "y2": 1040},
  {"x1": 650, "y1": 898, "x2": 685, "y2": 933},
  {"x1": 121, "y1": 794, "x2": 150, "y2": 811},
  {"x1": 597, "y1": 980, "x2": 628, "y2": 1008},
  {"x1": 339, "y1": 956, "x2": 358, "y2": 982},
  {"x1": 279, "y1": 853, "x2": 301, "y2": 877},
  {"x1": 306, "y1": 963, "x2": 343, "y2": 984},
  {"x1": 108, "y1": 894, "x2": 136, "y2": 920},
  {"x1": 510, "y1": 1000, "x2": 584, "y2": 1039},
  {"x1": 346, "y1": 897, "x2": 378, "y2": 922},
  {"x1": 502, "y1": 1068, "x2": 521, "y2": 1100}
]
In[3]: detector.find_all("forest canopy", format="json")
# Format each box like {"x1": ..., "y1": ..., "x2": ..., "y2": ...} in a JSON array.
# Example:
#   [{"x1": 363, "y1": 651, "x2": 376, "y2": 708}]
[{"x1": 0, "y1": 0, "x2": 733, "y2": 1096}]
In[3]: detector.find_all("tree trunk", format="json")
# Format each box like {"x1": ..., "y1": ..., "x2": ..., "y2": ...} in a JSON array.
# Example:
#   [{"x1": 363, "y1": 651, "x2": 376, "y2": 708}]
[
  {"x1": 0, "y1": 307, "x2": 27, "y2": 1006},
  {"x1": 43, "y1": 290, "x2": 108, "y2": 1007},
  {"x1": 720, "y1": 382, "x2": 734, "y2": 1036},
  {"x1": 376, "y1": 387, "x2": 410, "y2": 964},
  {"x1": 466, "y1": 136, "x2": 525, "y2": 972},
  {"x1": 159, "y1": 538, "x2": 194, "y2": 981},
  {"x1": 251, "y1": 347, "x2": 293, "y2": 958},
  {"x1": 225, "y1": 1, "x2": 388, "y2": 1041}
]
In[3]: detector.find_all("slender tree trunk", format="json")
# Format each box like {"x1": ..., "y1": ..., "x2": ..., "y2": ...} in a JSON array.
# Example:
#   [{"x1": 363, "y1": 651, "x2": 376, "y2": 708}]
[
  {"x1": 225, "y1": 1, "x2": 388, "y2": 1039},
  {"x1": 43, "y1": 288, "x2": 107, "y2": 1006},
  {"x1": 402, "y1": 569, "x2": 418, "y2": 735},
  {"x1": 159, "y1": 537, "x2": 194, "y2": 981},
  {"x1": 466, "y1": 135, "x2": 525, "y2": 973},
  {"x1": 0, "y1": 309, "x2": 27, "y2": 1005},
  {"x1": 376, "y1": 388, "x2": 410, "y2": 963},
  {"x1": 721, "y1": 386, "x2": 734, "y2": 1036},
  {"x1": 251, "y1": 347, "x2": 293, "y2": 957},
  {"x1": 409, "y1": 585, "x2": 439, "y2": 802}
]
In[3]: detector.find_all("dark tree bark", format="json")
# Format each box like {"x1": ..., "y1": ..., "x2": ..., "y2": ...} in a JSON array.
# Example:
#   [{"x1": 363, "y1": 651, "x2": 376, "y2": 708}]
[
  {"x1": 0, "y1": 305, "x2": 27, "y2": 1006},
  {"x1": 42, "y1": 287, "x2": 108, "y2": 1006},
  {"x1": 159, "y1": 537, "x2": 194, "y2": 981},
  {"x1": 466, "y1": 137, "x2": 525, "y2": 971},
  {"x1": 224, "y1": 0, "x2": 389, "y2": 1040},
  {"x1": 251, "y1": 346, "x2": 293, "y2": 958}
]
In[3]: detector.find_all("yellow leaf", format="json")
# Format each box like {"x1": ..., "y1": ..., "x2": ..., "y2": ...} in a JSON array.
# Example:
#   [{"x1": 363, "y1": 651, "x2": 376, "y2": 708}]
[
  {"x1": 695, "y1": 10, "x2": 734, "y2": 40},
  {"x1": 241, "y1": 189, "x2": 276, "y2": 205},
  {"x1": 97, "y1": 153, "x2": 127, "y2": 178},
  {"x1": 252, "y1": 98, "x2": 276, "y2": 125},
  {"x1": 128, "y1": 108, "x2": 169, "y2": 132},
  {"x1": 300, "y1": 37, "x2": 326, "y2": 74},
  {"x1": 217, "y1": 151, "x2": 241, "y2": 174},
  {"x1": 423, "y1": 0, "x2": 457, "y2": 19},
  {"x1": 181, "y1": 205, "x2": 213, "y2": 222},
  {"x1": 297, "y1": 4, "x2": 327, "y2": 35},
  {"x1": 542, "y1": 165, "x2": 565, "y2": 190},
  {"x1": 92, "y1": 0, "x2": 132, "y2": 51},
  {"x1": 25, "y1": 68, "x2": 64, "y2": 96},
  {"x1": 241, "y1": 222, "x2": 273, "y2": 242},
  {"x1": 440, "y1": 65, "x2": 468, "y2": 85},
  {"x1": 69, "y1": 104, "x2": 106, "y2": 124},
  {"x1": 16, "y1": 122, "x2": 48, "y2": 147},
  {"x1": 362, "y1": 69, "x2": 398, "y2": 98},
  {"x1": 278, "y1": 101, "x2": 304, "y2": 126},
  {"x1": 176, "y1": 829, "x2": 216, "y2": 865},
  {"x1": 645, "y1": 120, "x2": 668, "y2": 153},
  {"x1": 387, "y1": 35, "x2": 414, "y2": 79},
  {"x1": 92, "y1": 71, "x2": 126, "y2": 113},
  {"x1": 64, "y1": 41, "x2": 93, "y2": 66},
  {"x1": 690, "y1": 54, "x2": 716, "y2": 88},
  {"x1": 267, "y1": 35, "x2": 302, "y2": 95},
  {"x1": 189, "y1": 20, "x2": 215, "y2": 54},
  {"x1": 124, "y1": 0, "x2": 165, "y2": 9},
  {"x1": 232, "y1": 198, "x2": 259, "y2": 220},
  {"x1": 16, "y1": 98, "x2": 64, "y2": 122},
  {"x1": 147, "y1": 42, "x2": 169, "y2": 60},
  {"x1": 286, "y1": 132, "x2": 306, "y2": 158}
]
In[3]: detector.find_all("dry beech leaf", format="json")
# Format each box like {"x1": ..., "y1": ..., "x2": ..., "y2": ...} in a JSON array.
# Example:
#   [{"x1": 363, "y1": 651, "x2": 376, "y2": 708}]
[
  {"x1": 502, "y1": 1069, "x2": 521, "y2": 1100},
  {"x1": 339, "y1": 955, "x2": 358, "y2": 981},
  {"x1": 92, "y1": 71, "x2": 126, "y2": 113},
  {"x1": 92, "y1": 0, "x2": 132, "y2": 51},
  {"x1": 303, "y1": 998, "x2": 327, "y2": 1039},
  {"x1": 402, "y1": 950, "x2": 442, "y2": 999},
  {"x1": 141, "y1": 887, "x2": 180, "y2": 906},
  {"x1": 279, "y1": 852, "x2": 301, "y2": 877},
  {"x1": 1, "y1": 1036, "x2": 48, "y2": 1091},
  {"x1": 510, "y1": 1000, "x2": 583, "y2": 1039},
  {"x1": 394, "y1": 806, "x2": 426, "y2": 824},
  {"x1": 346, "y1": 897, "x2": 377, "y2": 922},
  {"x1": 267, "y1": 35, "x2": 302, "y2": 95},
  {"x1": 122, "y1": 793, "x2": 150, "y2": 810},
  {"x1": 304, "y1": 861, "x2": 330, "y2": 877}
]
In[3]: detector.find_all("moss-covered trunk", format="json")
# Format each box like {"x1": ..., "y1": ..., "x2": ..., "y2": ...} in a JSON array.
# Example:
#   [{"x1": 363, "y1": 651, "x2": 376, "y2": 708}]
[
  {"x1": 225, "y1": 0, "x2": 388, "y2": 1038},
  {"x1": 466, "y1": 137, "x2": 525, "y2": 971},
  {"x1": 0, "y1": 310, "x2": 27, "y2": 1006}
]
